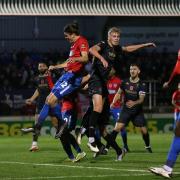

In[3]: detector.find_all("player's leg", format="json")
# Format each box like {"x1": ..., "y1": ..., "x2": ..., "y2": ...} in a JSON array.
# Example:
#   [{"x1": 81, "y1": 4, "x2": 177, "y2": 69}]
[
  {"x1": 98, "y1": 100, "x2": 125, "y2": 160},
  {"x1": 102, "y1": 125, "x2": 126, "y2": 161},
  {"x1": 59, "y1": 130, "x2": 76, "y2": 162},
  {"x1": 110, "y1": 107, "x2": 129, "y2": 152},
  {"x1": 164, "y1": 114, "x2": 180, "y2": 173},
  {"x1": 29, "y1": 114, "x2": 39, "y2": 152},
  {"x1": 35, "y1": 93, "x2": 58, "y2": 128},
  {"x1": 76, "y1": 102, "x2": 93, "y2": 144},
  {"x1": 134, "y1": 113, "x2": 152, "y2": 153},
  {"x1": 110, "y1": 108, "x2": 131, "y2": 141},
  {"x1": 35, "y1": 73, "x2": 82, "y2": 132},
  {"x1": 88, "y1": 94, "x2": 103, "y2": 152},
  {"x1": 140, "y1": 127, "x2": 152, "y2": 153},
  {"x1": 149, "y1": 119, "x2": 180, "y2": 178},
  {"x1": 50, "y1": 116, "x2": 59, "y2": 130}
]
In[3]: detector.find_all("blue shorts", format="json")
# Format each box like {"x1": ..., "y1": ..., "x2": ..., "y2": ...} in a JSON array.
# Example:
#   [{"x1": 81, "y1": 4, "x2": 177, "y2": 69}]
[
  {"x1": 61, "y1": 110, "x2": 77, "y2": 130},
  {"x1": 52, "y1": 72, "x2": 82, "y2": 100},
  {"x1": 110, "y1": 107, "x2": 121, "y2": 122}
]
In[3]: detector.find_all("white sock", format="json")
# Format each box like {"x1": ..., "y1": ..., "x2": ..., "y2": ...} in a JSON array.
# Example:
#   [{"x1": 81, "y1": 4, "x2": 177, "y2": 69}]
[
  {"x1": 32, "y1": 141, "x2": 37, "y2": 146},
  {"x1": 89, "y1": 137, "x2": 95, "y2": 143},
  {"x1": 81, "y1": 127, "x2": 86, "y2": 134},
  {"x1": 163, "y1": 165, "x2": 173, "y2": 173}
]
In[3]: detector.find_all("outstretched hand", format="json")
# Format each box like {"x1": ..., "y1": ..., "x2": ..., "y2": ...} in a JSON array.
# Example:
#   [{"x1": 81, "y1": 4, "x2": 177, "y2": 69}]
[
  {"x1": 163, "y1": 82, "x2": 169, "y2": 89},
  {"x1": 146, "y1": 43, "x2": 156, "y2": 48},
  {"x1": 48, "y1": 65, "x2": 55, "y2": 71}
]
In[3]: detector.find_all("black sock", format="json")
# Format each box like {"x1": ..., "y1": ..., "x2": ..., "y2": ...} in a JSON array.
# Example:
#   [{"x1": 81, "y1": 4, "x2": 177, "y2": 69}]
[
  {"x1": 142, "y1": 132, "x2": 150, "y2": 147},
  {"x1": 111, "y1": 130, "x2": 118, "y2": 140},
  {"x1": 68, "y1": 133, "x2": 82, "y2": 153},
  {"x1": 33, "y1": 134, "x2": 38, "y2": 142},
  {"x1": 89, "y1": 111, "x2": 101, "y2": 140},
  {"x1": 105, "y1": 130, "x2": 118, "y2": 150},
  {"x1": 60, "y1": 132, "x2": 74, "y2": 159},
  {"x1": 95, "y1": 136, "x2": 104, "y2": 149},
  {"x1": 121, "y1": 133, "x2": 128, "y2": 147},
  {"x1": 105, "y1": 143, "x2": 110, "y2": 150},
  {"x1": 104, "y1": 134, "x2": 122, "y2": 155}
]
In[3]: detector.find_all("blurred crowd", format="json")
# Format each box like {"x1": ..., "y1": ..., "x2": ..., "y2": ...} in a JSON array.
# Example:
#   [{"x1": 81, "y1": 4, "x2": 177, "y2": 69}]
[
  {"x1": 0, "y1": 48, "x2": 177, "y2": 91},
  {"x1": 0, "y1": 48, "x2": 68, "y2": 91}
]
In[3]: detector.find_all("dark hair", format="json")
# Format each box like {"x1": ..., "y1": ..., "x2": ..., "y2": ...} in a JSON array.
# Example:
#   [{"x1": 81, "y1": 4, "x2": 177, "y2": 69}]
[
  {"x1": 64, "y1": 21, "x2": 80, "y2": 35},
  {"x1": 38, "y1": 61, "x2": 48, "y2": 66},
  {"x1": 130, "y1": 63, "x2": 141, "y2": 69}
]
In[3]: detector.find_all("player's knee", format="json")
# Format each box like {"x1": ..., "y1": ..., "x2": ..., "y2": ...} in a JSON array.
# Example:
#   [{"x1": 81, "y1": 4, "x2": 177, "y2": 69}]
[
  {"x1": 140, "y1": 127, "x2": 147, "y2": 134},
  {"x1": 47, "y1": 95, "x2": 57, "y2": 106},
  {"x1": 114, "y1": 123, "x2": 123, "y2": 132},
  {"x1": 93, "y1": 104, "x2": 103, "y2": 113}
]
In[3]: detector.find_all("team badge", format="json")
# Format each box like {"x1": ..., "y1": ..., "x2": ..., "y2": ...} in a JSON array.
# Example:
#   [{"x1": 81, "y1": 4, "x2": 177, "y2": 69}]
[{"x1": 130, "y1": 86, "x2": 134, "y2": 90}]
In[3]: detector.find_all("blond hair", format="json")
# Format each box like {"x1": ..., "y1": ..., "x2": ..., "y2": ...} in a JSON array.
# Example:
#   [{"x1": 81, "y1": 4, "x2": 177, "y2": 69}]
[{"x1": 108, "y1": 27, "x2": 121, "y2": 37}]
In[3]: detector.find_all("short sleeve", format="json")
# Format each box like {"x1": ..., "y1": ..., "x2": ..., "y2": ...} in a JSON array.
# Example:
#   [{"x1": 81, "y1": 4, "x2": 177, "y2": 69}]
[
  {"x1": 139, "y1": 82, "x2": 147, "y2": 96},
  {"x1": 97, "y1": 41, "x2": 106, "y2": 51},
  {"x1": 79, "y1": 38, "x2": 89, "y2": 52}
]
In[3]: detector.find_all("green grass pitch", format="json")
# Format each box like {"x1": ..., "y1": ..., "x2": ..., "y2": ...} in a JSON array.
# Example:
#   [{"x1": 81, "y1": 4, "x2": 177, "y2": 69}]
[{"x1": 0, "y1": 133, "x2": 179, "y2": 180}]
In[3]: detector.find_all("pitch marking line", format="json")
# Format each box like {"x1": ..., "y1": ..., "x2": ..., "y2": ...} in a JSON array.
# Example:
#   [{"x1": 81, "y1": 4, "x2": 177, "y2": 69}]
[
  {"x1": 2, "y1": 174, "x2": 151, "y2": 180},
  {"x1": 0, "y1": 161, "x2": 148, "y2": 172},
  {"x1": 0, "y1": 161, "x2": 179, "y2": 178}
]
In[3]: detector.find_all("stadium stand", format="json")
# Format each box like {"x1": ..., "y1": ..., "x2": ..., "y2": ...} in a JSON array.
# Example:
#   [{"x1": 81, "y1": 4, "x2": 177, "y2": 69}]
[{"x1": 0, "y1": 0, "x2": 179, "y2": 16}]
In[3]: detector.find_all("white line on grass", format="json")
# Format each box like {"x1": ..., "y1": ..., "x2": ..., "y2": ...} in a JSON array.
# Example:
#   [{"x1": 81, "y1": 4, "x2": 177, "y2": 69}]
[
  {"x1": 0, "y1": 161, "x2": 148, "y2": 172},
  {"x1": 0, "y1": 161, "x2": 180, "y2": 177},
  {"x1": 2, "y1": 174, "x2": 151, "y2": 180}
]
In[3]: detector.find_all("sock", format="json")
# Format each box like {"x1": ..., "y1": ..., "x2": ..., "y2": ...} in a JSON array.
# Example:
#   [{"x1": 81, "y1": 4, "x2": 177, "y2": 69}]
[
  {"x1": 89, "y1": 111, "x2": 101, "y2": 142},
  {"x1": 121, "y1": 129, "x2": 128, "y2": 147},
  {"x1": 111, "y1": 130, "x2": 118, "y2": 140},
  {"x1": 165, "y1": 136, "x2": 180, "y2": 168},
  {"x1": 38, "y1": 104, "x2": 50, "y2": 125},
  {"x1": 68, "y1": 133, "x2": 82, "y2": 153},
  {"x1": 95, "y1": 135, "x2": 104, "y2": 149},
  {"x1": 32, "y1": 141, "x2": 37, "y2": 146},
  {"x1": 33, "y1": 134, "x2": 38, "y2": 142},
  {"x1": 105, "y1": 143, "x2": 110, "y2": 150},
  {"x1": 60, "y1": 133, "x2": 74, "y2": 160},
  {"x1": 104, "y1": 134, "x2": 122, "y2": 155},
  {"x1": 50, "y1": 104, "x2": 62, "y2": 121},
  {"x1": 142, "y1": 132, "x2": 150, "y2": 147}
]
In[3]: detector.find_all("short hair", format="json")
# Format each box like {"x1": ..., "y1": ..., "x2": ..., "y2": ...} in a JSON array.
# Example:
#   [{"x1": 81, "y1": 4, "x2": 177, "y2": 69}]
[
  {"x1": 38, "y1": 62, "x2": 48, "y2": 66},
  {"x1": 64, "y1": 21, "x2": 80, "y2": 35},
  {"x1": 108, "y1": 27, "x2": 121, "y2": 36},
  {"x1": 130, "y1": 63, "x2": 141, "y2": 69}
]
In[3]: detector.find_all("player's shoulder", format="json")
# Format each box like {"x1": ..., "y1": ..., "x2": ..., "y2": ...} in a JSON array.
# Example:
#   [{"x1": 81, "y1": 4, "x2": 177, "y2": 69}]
[
  {"x1": 79, "y1": 36, "x2": 88, "y2": 43},
  {"x1": 121, "y1": 78, "x2": 129, "y2": 85}
]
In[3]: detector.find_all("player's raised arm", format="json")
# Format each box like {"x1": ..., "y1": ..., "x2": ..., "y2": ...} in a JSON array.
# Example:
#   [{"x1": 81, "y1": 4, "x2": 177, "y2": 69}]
[
  {"x1": 122, "y1": 42, "x2": 156, "y2": 52},
  {"x1": 163, "y1": 49, "x2": 180, "y2": 88},
  {"x1": 48, "y1": 61, "x2": 68, "y2": 71},
  {"x1": 89, "y1": 43, "x2": 108, "y2": 68}
]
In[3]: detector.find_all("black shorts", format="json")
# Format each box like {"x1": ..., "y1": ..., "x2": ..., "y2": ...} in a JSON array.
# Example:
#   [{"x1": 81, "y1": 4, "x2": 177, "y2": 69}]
[
  {"x1": 118, "y1": 108, "x2": 147, "y2": 127},
  {"x1": 88, "y1": 73, "x2": 108, "y2": 97}
]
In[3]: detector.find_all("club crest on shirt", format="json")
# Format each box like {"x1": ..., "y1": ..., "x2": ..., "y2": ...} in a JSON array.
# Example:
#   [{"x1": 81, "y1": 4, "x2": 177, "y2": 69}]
[
  {"x1": 108, "y1": 52, "x2": 116, "y2": 59},
  {"x1": 130, "y1": 86, "x2": 134, "y2": 91}
]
